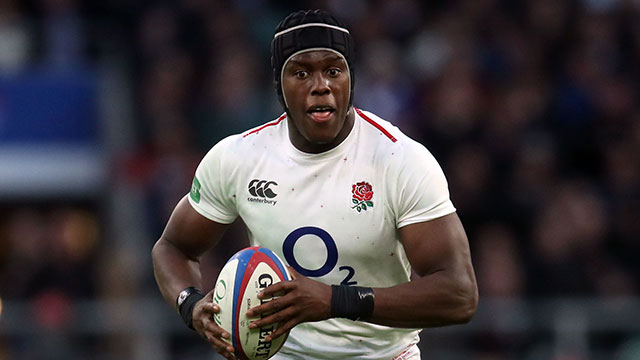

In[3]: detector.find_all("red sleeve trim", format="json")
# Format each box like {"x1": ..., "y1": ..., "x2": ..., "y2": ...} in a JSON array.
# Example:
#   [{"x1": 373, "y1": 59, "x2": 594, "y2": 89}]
[
  {"x1": 354, "y1": 108, "x2": 397, "y2": 142},
  {"x1": 242, "y1": 113, "x2": 287, "y2": 138}
]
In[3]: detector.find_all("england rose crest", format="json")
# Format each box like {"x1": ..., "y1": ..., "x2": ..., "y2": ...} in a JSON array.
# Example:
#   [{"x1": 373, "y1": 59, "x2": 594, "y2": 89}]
[{"x1": 351, "y1": 181, "x2": 374, "y2": 212}]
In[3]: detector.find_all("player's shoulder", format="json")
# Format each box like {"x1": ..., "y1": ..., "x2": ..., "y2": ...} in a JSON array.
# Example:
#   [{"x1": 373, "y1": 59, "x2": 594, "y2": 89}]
[
  {"x1": 239, "y1": 113, "x2": 288, "y2": 142},
  {"x1": 205, "y1": 113, "x2": 287, "y2": 153},
  {"x1": 198, "y1": 114, "x2": 287, "y2": 170},
  {"x1": 355, "y1": 108, "x2": 432, "y2": 159}
]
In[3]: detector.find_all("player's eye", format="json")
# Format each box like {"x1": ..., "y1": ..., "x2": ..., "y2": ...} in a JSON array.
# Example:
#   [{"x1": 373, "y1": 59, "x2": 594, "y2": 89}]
[
  {"x1": 294, "y1": 70, "x2": 309, "y2": 79},
  {"x1": 327, "y1": 68, "x2": 341, "y2": 77}
]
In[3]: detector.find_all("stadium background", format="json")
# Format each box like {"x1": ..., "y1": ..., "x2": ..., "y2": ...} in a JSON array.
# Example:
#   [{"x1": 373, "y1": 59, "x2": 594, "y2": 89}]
[{"x1": 0, "y1": 0, "x2": 639, "y2": 359}]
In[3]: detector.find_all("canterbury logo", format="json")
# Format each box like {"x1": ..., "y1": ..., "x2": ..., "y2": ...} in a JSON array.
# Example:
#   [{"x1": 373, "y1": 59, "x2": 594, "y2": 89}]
[{"x1": 248, "y1": 179, "x2": 278, "y2": 198}]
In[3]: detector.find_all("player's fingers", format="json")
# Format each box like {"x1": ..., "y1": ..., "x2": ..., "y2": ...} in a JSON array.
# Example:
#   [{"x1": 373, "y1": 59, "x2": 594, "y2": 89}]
[
  {"x1": 216, "y1": 343, "x2": 236, "y2": 360},
  {"x1": 198, "y1": 317, "x2": 233, "y2": 353},
  {"x1": 247, "y1": 293, "x2": 292, "y2": 318},
  {"x1": 220, "y1": 351, "x2": 236, "y2": 360},
  {"x1": 204, "y1": 319, "x2": 230, "y2": 340},
  {"x1": 248, "y1": 306, "x2": 295, "y2": 329},
  {"x1": 197, "y1": 301, "x2": 218, "y2": 316},
  {"x1": 204, "y1": 332, "x2": 235, "y2": 356},
  {"x1": 258, "y1": 280, "x2": 293, "y2": 298},
  {"x1": 266, "y1": 318, "x2": 297, "y2": 342},
  {"x1": 287, "y1": 266, "x2": 300, "y2": 280}
]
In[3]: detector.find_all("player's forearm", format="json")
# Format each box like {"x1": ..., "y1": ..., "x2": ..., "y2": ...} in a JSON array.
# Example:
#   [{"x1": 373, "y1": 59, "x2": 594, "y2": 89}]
[
  {"x1": 368, "y1": 269, "x2": 478, "y2": 328},
  {"x1": 152, "y1": 237, "x2": 204, "y2": 307}
]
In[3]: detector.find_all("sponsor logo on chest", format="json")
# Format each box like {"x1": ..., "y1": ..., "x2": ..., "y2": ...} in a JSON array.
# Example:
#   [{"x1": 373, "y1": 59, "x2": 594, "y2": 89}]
[{"x1": 247, "y1": 179, "x2": 278, "y2": 206}]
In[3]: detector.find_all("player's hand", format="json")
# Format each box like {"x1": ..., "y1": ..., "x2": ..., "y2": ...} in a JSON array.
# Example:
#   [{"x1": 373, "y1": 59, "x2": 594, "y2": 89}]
[
  {"x1": 192, "y1": 289, "x2": 236, "y2": 359},
  {"x1": 245, "y1": 267, "x2": 332, "y2": 342}
]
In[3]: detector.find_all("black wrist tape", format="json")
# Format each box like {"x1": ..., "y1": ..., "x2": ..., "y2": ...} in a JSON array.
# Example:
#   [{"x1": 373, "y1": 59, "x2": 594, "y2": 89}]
[
  {"x1": 330, "y1": 285, "x2": 375, "y2": 321},
  {"x1": 178, "y1": 289, "x2": 205, "y2": 330}
]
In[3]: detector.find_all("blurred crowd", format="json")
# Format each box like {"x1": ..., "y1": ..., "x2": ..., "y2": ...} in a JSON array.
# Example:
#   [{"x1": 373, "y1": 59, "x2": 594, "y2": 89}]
[{"x1": 1, "y1": 0, "x2": 639, "y2": 359}]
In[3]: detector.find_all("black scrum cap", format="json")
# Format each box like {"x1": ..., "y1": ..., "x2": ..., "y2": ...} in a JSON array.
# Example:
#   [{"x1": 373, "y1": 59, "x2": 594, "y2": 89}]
[{"x1": 271, "y1": 9, "x2": 355, "y2": 110}]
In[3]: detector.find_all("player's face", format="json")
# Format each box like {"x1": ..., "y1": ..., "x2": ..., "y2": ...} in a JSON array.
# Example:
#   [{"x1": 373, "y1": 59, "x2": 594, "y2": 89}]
[{"x1": 282, "y1": 50, "x2": 354, "y2": 153}]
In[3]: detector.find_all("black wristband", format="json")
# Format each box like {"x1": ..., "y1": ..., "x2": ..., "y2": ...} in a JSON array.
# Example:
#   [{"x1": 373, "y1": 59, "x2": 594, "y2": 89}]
[
  {"x1": 330, "y1": 285, "x2": 375, "y2": 321},
  {"x1": 177, "y1": 287, "x2": 205, "y2": 330}
]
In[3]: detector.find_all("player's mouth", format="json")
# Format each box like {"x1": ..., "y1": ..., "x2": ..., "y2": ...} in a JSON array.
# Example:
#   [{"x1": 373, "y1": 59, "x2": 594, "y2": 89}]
[{"x1": 307, "y1": 105, "x2": 335, "y2": 123}]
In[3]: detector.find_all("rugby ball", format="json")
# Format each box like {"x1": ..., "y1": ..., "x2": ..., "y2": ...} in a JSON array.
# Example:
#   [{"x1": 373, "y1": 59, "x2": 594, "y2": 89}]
[{"x1": 212, "y1": 246, "x2": 291, "y2": 360}]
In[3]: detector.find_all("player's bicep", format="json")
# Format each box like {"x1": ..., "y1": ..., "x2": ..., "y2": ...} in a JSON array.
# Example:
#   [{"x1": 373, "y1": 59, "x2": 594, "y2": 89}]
[
  {"x1": 161, "y1": 195, "x2": 230, "y2": 259},
  {"x1": 399, "y1": 212, "x2": 472, "y2": 278}
]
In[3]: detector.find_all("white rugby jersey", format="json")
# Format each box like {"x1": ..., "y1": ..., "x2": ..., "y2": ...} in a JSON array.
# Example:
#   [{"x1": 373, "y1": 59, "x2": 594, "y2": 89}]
[{"x1": 188, "y1": 108, "x2": 456, "y2": 359}]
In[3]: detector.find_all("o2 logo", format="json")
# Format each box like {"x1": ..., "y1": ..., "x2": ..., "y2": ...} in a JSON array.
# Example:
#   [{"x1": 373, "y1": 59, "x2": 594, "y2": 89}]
[{"x1": 283, "y1": 226, "x2": 357, "y2": 286}]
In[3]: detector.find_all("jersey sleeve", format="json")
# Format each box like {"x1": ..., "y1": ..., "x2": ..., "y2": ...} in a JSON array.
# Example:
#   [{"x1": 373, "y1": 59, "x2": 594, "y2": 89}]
[
  {"x1": 187, "y1": 136, "x2": 239, "y2": 224},
  {"x1": 392, "y1": 141, "x2": 456, "y2": 228}
]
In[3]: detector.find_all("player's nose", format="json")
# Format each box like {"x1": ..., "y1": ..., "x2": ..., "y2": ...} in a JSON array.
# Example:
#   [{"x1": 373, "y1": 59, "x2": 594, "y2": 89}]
[{"x1": 310, "y1": 72, "x2": 330, "y2": 96}]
